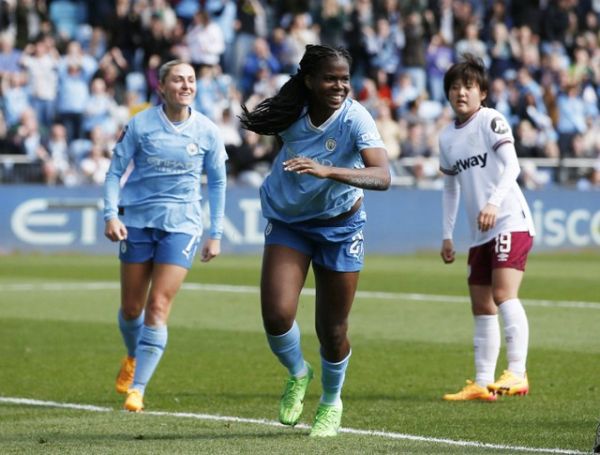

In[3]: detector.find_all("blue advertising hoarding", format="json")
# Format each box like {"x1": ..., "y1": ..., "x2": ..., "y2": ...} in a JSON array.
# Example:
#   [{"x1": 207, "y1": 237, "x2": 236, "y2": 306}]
[{"x1": 0, "y1": 185, "x2": 598, "y2": 255}]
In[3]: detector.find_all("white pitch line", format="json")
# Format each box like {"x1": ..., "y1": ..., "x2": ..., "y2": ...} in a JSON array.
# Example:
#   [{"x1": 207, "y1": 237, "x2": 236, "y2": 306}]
[
  {"x1": 1, "y1": 281, "x2": 599, "y2": 310},
  {"x1": 0, "y1": 397, "x2": 586, "y2": 455}
]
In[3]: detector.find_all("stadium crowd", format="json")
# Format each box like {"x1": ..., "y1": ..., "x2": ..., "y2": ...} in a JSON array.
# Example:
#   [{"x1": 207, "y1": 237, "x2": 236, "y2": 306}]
[{"x1": 0, "y1": 0, "x2": 599, "y2": 190}]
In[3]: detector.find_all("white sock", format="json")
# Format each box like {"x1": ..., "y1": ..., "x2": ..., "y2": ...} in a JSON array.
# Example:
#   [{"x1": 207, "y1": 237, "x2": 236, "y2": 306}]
[
  {"x1": 498, "y1": 298, "x2": 529, "y2": 377},
  {"x1": 473, "y1": 315, "x2": 500, "y2": 387}
]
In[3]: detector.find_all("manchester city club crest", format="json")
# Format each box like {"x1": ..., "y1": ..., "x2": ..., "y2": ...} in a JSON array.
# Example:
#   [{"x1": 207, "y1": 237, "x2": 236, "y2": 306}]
[
  {"x1": 325, "y1": 138, "x2": 337, "y2": 152},
  {"x1": 186, "y1": 142, "x2": 199, "y2": 156},
  {"x1": 120, "y1": 240, "x2": 127, "y2": 254}
]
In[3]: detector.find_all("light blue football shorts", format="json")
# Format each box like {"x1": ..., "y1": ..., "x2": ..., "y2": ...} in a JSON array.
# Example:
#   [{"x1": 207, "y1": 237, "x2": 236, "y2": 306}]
[
  {"x1": 119, "y1": 227, "x2": 200, "y2": 269},
  {"x1": 264, "y1": 206, "x2": 367, "y2": 272}
]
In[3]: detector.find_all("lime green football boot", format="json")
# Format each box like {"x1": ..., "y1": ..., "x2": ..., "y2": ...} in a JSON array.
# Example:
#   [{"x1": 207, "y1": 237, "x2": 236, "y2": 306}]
[
  {"x1": 309, "y1": 402, "x2": 343, "y2": 437},
  {"x1": 278, "y1": 362, "x2": 314, "y2": 426}
]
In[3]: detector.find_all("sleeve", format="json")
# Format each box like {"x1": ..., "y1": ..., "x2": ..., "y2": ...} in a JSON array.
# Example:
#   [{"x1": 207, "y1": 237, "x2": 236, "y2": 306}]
[
  {"x1": 442, "y1": 173, "x2": 460, "y2": 240},
  {"x1": 204, "y1": 128, "x2": 228, "y2": 239},
  {"x1": 102, "y1": 123, "x2": 137, "y2": 221},
  {"x1": 353, "y1": 104, "x2": 386, "y2": 151},
  {"x1": 487, "y1": 142, "x2": 520, "y2": 207}
]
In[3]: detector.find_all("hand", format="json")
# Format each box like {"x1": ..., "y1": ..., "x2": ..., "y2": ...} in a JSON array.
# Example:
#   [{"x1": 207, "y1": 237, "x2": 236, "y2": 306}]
[
  {"x1": 478, "y1": 203, "x2": 498, "y2": 232},
  {"x1": 283, "y1": 157, "x2": 328, "y2": 178},
  {"x1": 440, "y1": 239, "x2": 455, "y2": 264},
  {"x1": 200, "y1": 238, "x2": 221, "y2": 263},
  {"x1": 104, "y1": 218, "x2": 127, "y2": 242}
]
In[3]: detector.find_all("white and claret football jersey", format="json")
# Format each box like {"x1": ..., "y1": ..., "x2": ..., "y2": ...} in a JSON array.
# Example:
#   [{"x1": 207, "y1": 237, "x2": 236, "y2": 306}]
[
  {"x1": 439, "y1": 107, "x2": 535, "y2": 246},
  {"x1": 260, "y1": 98, "x2": 386, "y2": 223},
  {"x1": 103, "y1": 105, "x2": 227, "y2": 237}
]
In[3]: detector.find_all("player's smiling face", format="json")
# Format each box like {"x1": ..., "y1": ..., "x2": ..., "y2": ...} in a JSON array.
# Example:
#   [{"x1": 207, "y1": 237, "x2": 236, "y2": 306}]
[
  {"x1": 448, "y1": 78, "x2": 486, "y2": 123},
  {"x1": 160, "y1": 63, "x2": 196, "y2": 110},
  {"x1": 306, "y1": 56, "x2": 350, "y2": 125}
]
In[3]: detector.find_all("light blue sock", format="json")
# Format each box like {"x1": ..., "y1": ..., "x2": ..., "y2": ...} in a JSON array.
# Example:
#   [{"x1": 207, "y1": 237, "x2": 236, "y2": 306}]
[
  {"x1": 131, "y1": 324, "x2": 168, "y2": 394},
  {"x1": 118, "y1": 310, "x2": 144, "y2": 358},
  {"x1": 320, "y1": 350, "x2": 351, "y2": 406},
  {"x1": 266, "y1": 320, "x2": 306, "y2": 377}
]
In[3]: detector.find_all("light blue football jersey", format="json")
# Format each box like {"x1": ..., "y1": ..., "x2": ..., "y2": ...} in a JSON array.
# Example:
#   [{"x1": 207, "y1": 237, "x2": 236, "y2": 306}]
[
  {"x1": 103, "y1": 105, "x2": 227, "y2": 238},
  {"x1": 260, "y1": 98, "x2": 384, "y2": 223}
]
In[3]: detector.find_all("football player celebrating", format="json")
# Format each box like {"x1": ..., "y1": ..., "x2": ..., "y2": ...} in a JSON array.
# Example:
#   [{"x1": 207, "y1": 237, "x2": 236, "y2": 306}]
[
  {"x1": 240, "y1": 44, "x2": 390, "y2": 436},
  {"x1": 104, "y1": 60, "x2": 227, "y2": 412},
  {"x1": 439, "y1": 54, "x2": 535, "y2": 401}
]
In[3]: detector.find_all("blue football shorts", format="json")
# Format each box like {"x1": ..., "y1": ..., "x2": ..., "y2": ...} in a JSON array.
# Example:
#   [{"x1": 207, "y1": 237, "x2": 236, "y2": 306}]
[
  {"x1": 264, "y1": 206, "x2": 367, "y2": 272},
  {"x1": 119, "y1": 226, "x2": 200, "y2": 269}
]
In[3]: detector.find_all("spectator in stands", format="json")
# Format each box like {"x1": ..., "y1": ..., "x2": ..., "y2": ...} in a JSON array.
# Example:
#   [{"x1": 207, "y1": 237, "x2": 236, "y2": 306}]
[
  {"x1": 455, "y1": 22, "x2": 490, "y2": 69},
  {"x1": 79, "y1": 139, "x2": 111, "y2": 185},
  {"x1": 239, "y1": 36, "x2": 282, "y2": 99},
  {"x1": 140, "y1": 0, "x2": 177, "y2": 35},
  {"x1": 140, "y1": 12, "x2": 174, "y2": 70},
  {"x1": 194, "y1": 64, "x2": 223, "y2": 121},
  {"x1": 44, "y1": 122, "x2": 78, "y2": 186},
  {"x1": 186, "y1": 9, "x2": 225, "y2": 71},
  {"x1": 226, "y1": 127, "x2": 274, "y2": 187},
  {"x1": 95, "y1": 47, "x2": 128, "y2": 104},
  {"x1": 400, "y1": 120, "x2": 438, "y2": 185},
  {"x1": 374, "y1": 101, "x2": 403, "y2": 162},
  {"x1": 482, "y1": 0, "x2": 513, "y2": 43},
  {"x1": 7, "y1": 107, "x2": 50, "y2": 182},
  {"x1": 487, "y1": 22, "x2": 517, "y2": 80},
  {"x1": 1, "y1": 70, "x2": 29, "y2": 128},
  {"x1": 343, "y1": 0, "x2": 374, "y2": 78},
  {"x1": 105, "y1": 0, "x2": 144, "y2": 70},
  {"x1": 313, "y1": 0, "x2": 348, "y2": 49},
  {"x1": 0, "y1": 31, "x2": 22, "y2": 75},
  {"x1": 401, "y1": 11, "x2": 428, "y2": 95},
  {"x1": 279, "y1": 13, "x2": 320, "y2": 72},
  {"x1": 55, "y1": 61, "x2": 90, "y2": 142},
  {"x1": 82, "y1": 76, "x2": 120, "y2": 137},
  {"x1": 425, "y1": 32, "x2": 454, "y2": 103},
  {"x1": 20, "y1": 33, "x2": 59, "y2": 129},
  {"x1": 391, "y1": 72, "x2": 419, "y2": 117},
  {"x1": 13, "y1": 0, "x2": 47, "y2": 50},
  {"x1": 206, "y1": 0, "x2": 237, "y2": 76},
  {"x1": 231, "y1": 0, "x2": 267, "y2": 80},
  {"x1": 556, "y1": 81, "x2": 587, "y2": 158},
  {"x1": 364, "y1": 17, "x2": 404, "y2": 85}
]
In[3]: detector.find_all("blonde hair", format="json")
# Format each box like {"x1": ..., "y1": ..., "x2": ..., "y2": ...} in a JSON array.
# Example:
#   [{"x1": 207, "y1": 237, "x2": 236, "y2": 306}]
[{"x1": 158, "y1": 59, "x2": 192, "y2": 84}]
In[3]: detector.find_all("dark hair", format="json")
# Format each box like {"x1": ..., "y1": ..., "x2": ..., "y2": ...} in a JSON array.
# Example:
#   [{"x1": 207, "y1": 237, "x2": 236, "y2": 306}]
[
  {"x1": 239, "y1": 44, "x2": 352, "y2": 135},
  {"x1": 443, "y1": 54, "x2": 488, "y2": 104}
]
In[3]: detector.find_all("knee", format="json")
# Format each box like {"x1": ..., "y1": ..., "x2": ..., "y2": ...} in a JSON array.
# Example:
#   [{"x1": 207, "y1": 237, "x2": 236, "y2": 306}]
[
  {"x1": 120, "y1": 307, "x2": 143, "y2": 320},
  {"x1": 145, "y1": 294, "x2": 172, "y2": 325},
  {"x1": 316, "y1": 320, "x2": 348, "y2": 354},
  {"x1": 262, "y1": 311, "x2": 294, "y2": 335},
  {"x1": 492, "y1": 289, "x2": 514, "y2": 305}
]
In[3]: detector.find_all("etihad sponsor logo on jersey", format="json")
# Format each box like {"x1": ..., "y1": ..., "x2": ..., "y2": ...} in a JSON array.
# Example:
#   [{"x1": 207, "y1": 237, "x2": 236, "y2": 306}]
[
  {"x1": 452, "y1": 153, "x2": 488, "y2": 173},
  {"x1": 147, "y1": 157, "x2": 195, "y2": 173}
]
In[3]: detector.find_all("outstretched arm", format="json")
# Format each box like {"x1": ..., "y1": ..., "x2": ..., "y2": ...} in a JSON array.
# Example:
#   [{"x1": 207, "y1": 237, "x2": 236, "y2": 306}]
[{"x1": 282, "y1": 147, "x2": 391, "y2": 190}]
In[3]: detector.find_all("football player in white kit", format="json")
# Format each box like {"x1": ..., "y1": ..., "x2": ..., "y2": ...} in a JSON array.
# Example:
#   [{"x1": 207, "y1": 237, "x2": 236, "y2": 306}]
[{"x1": 438, "y1": 54, "x2": 535, "y2": 401}]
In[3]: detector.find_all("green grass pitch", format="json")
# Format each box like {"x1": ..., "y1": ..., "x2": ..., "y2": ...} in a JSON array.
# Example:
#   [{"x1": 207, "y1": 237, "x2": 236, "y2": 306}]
[{"x1": 0, "y1": 251, "x2": 598, "y2": 454}]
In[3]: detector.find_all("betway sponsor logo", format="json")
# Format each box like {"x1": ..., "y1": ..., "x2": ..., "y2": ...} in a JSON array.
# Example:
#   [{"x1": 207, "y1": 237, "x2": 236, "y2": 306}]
[{"x1": 453, "y1": 153, "x2": 488, "y2": 173}]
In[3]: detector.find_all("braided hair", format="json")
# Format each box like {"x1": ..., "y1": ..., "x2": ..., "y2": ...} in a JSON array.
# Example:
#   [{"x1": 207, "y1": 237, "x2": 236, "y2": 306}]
[{"x1": 239, "y1": 44, "x2": 352, "y2": 135}]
